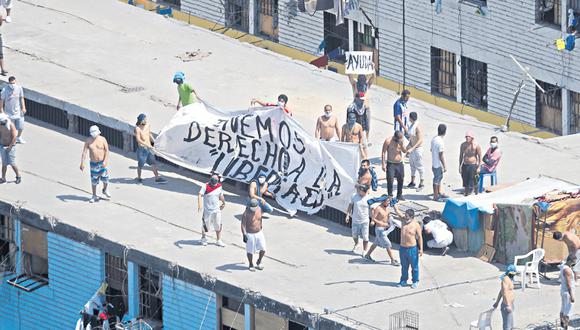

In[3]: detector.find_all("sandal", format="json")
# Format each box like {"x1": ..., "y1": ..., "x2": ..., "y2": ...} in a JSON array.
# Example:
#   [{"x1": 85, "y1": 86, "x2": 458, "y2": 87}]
[{"x1": 390, "y1": 259, "x2": 400, "y2": 266}]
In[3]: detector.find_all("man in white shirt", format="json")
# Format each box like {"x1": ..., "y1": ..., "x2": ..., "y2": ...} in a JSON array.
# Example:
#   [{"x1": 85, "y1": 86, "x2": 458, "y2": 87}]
[
  {"x1": 430, "y1": 124, "x2": 447, "y2": 202},
  {"x1": 423, "y1": 217, "x2": 453, "y2": 256},
  {"x1": 198, "y1": 172, "x2": 226, "y2": 247},
  {"x1": 345, "y1": 184, "x2": 371, "y2": 255},
  {"x1": 0, "y1": 76, "x2": 26, "y2": 144}
]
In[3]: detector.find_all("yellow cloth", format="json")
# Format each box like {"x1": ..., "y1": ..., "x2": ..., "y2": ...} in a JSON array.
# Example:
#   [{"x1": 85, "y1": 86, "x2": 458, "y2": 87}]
[{"x1": 556, "y1": 39, "x2": 566, "y2": 50}]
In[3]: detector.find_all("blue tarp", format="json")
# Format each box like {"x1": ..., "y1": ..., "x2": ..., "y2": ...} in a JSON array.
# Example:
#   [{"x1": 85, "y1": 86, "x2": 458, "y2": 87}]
[{"x1": 442, "y1": 198, "x2": 482, "y2": 231}]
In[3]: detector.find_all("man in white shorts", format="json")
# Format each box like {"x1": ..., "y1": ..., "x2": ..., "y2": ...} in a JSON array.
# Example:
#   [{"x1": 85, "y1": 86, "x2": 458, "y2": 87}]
[
  {"x1": 560, "y1": 255, "x2": 576, "y2": 329},
  {"x1": 345, "y1": 184, "x2": 371, "y2": 255},
  {"x1": 241, "y1": 199, "x2": 266, "y2": 271},
  {"x1": 198, "y1": 172, "x2": 226, "y2": 247},
  {"x1": 423, "y1": 217, "x2": 453, "y2": 256}
]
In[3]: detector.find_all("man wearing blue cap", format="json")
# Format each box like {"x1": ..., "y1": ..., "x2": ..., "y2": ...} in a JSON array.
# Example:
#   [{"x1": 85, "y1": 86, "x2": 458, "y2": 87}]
[
  {"x1": 173, "y1": 71, "x2": 199, "y2": 111},
  {"x1": 493, "y1": 264, "x2": 516, "y2": 330},
  {"x1": 134, "y1": 113, "x2": 167, "y2": 184}
]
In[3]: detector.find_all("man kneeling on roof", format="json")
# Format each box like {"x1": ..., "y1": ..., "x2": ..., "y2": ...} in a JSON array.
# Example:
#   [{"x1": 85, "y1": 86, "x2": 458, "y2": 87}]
[{"x1": 423, "y1": 217, "x2": 453, "y2": 256}]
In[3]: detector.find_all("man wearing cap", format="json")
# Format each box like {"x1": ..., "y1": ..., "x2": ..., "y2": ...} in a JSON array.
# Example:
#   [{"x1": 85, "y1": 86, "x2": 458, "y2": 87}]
[
  {"x1": 493, "y1": 264, "x2": 516, "y2": 330},
  {"x1": 0, "y1": 76, "x2": 27, "y2": 144},
  {"x1": 80, "y1": 125, "x2": 110, "y2": 203},
  {"x1": 248, "y1": 173, "x2": 274, "y2": 214},
  {"x1": 459, "y1": 131, "x2": 482, "y2": 196},
  {"x1": 198, "y1": 172, "x2": 226, "y2": 247},
  {"x1": 560, "y1": 255, "x2": 576, "y2": 329},
  {"x1": 393, "y1": 207, "x2": 423, "y2": 289},
  {"x1": 393, "y1": 90, "x2": 410, "y2": 134},
  {"x1": 134, "y1": 114, "x2": 167, "y2": 184},
  {"x1": 345, "y1": 184, "x2": 372, "y2": 255},
  {"x1": 173, "y1": 71, "x2": 199, "y2": 111},
  {"x1": 251, "y1": 94, "x2": 292, "y2": 116},
  {"x1": 241, "y1": 199, "x2": 266, "y2": 271},
  {"x1": 315, "y1": 105, "x2": 341, "y2": 141},
  {"x1": 347, "y1": 93, "x2": 371, "y2": 141},
  {"x1": 0, "y1": 113, "x2": 20, "y2": 184}
]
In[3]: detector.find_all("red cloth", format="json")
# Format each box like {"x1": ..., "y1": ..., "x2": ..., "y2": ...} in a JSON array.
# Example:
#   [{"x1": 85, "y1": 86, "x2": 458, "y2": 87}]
[
  {"x1": 204, "y1": 182, "x2": 222, "y2": 195},
  {"x1": 310, "y1": 55, "x2": 329, "y2": 68},
  {"x1": 482, "y1": 147, "x2": 502, "y2": 173}
]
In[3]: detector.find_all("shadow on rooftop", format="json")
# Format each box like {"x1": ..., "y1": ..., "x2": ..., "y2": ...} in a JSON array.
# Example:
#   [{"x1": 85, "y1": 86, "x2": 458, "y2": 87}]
[
  {"x1": 174, "y1": 239, "x2": 203, "y2": 248},
  {"x1": 324, "y1": 279, "x2": 399, "y2": 287},
  {"x1": 216, "y1": 262, "x2": 249, "y2": 273},
  {"x1": 108, "y1": 171, "x2": 199, "y2": 195},
  {"x1": 56, "y1": 194, "x2": 91, "y2": 203}
]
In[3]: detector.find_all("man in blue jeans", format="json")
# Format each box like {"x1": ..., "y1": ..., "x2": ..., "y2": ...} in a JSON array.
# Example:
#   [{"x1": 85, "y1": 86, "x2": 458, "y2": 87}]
[{"x1": 393, "y1": 207, "x2": 423, "y2": 288}]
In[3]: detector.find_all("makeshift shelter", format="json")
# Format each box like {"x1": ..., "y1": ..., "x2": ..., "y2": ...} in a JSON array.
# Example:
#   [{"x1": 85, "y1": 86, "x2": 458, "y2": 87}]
[{"x1": 442, "y1": 176, "x2": 577, "y2": 262}]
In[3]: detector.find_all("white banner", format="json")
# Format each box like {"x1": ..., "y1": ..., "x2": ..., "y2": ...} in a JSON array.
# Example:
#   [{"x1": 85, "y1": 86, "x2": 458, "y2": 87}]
[
  {"x1": 345, "y1": 51, "x2": 374, "y2": 74},
  {"x1": 154, "y1": 102, "x2": 356, "y2": 214}
]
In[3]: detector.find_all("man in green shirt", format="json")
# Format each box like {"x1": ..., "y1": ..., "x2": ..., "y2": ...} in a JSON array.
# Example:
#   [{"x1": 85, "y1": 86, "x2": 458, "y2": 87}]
[{"x1": 173, "y1": 71, "x2": 199, "y2": 110}]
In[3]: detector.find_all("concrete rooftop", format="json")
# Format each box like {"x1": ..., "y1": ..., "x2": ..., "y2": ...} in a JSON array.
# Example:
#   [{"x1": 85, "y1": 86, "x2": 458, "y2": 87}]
[{"x1": 1, "y1": 0, "x2": 580, "y2": 328}]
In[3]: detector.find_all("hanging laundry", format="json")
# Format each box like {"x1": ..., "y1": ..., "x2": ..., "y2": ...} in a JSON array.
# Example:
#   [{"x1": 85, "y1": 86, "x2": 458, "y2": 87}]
[
  {"x1": 344, "y1": 0, "x2": 360, "y2": 17},
  {"x1": 556, "y1": 38, "x2": 566, "y2": 50},
  {"x1": 334, "y1": 0, "x2": 345, "y2": 25},
  {"x1": 568, "y1": 9, "x2": 578, "y2": 29},
  {"x1": 298, "y1": 0, "x2": 334, "y2": 13},
  {"x1": 565, "y1": 33, "x2": 576, "y2": 51},
  {"x1": 435, "y1": 0, "x2": 442, "y2": 14}
]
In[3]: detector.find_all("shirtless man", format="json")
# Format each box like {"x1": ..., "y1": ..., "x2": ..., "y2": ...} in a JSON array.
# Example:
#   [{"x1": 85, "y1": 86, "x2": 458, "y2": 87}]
[
  {"x1": 459, "y1": 131, "x2": 482, "y2": 196},
  {"x1": 241, "y1": 199, "x2": 266, "y2": 271},
  {"x1": 249, "y1": 173, "x2": 274, "y2": 213},
  {"x1": 341, "y1": 111, "x2": 367, "y2": 159},
  {"x1": 0, "y1": 113, "x2": 20, "y2": 184},
  {"x1": 392, "y1": 207, "x2": 422, "y2": 288},
  {"x1": 80, "y1": 125, "x2": 110, "y2": 203},
  {"x1": 364, "y1": 195, "x2": 400, "y2": 266},
  {"x1": 358, "y1": 159, "x2": 372, "y2": 187},
  {"x1": 554, "y1": 231, "x2": 580, "y2": 279},
  {"x1": 382, "y1": 131, "x2": 408, "y2": 200},
  {"x1": 315, "y1": 105, "x2": 341, "y2": 141},
  {"x1": 493, "y1": 264, "x2": 517, "y2": 330},
  {"x1": 406, "y1": 112, "x2": 424, "y2": 190},
  {"x1": 134, "y1": 113, "x2": 167, "y2": 184}
]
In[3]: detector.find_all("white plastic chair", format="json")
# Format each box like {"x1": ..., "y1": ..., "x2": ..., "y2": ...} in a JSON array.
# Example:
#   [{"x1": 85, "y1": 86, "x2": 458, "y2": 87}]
[
  {"x1": 514, "y1": 248, "x2": 545, "y2": 291},
  {"x1": 469, "y1": 309, "x2": 494, "y2": 329}
]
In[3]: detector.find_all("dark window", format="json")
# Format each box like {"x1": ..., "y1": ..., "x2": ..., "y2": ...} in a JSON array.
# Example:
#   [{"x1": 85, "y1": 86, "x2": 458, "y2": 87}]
[
  {"x1": 21, "y1": 224, "x2": 49, "y2": 279},
  {"x1": 77, "y1": 117, "x2": 125, "y2": 150},
  {"x1": 323, "y1": 12, "x2": 349, "y2": 63},
  {"x1": 222, "y1": 296, "x2": 245, "y2": 314},
  {"x1": 24, "y1": 99, "x2": 69, "y2": 130},
  {"x1": 572, "y1": 0, "x2": 580, "y2": 11},
  {"x1": 0, "y1": 215, "x2": 15, "y2": 274},
  {"x1": 570, "y1": 90, "x2": 580, "y2": 134},
  {"x1": 221, "y1": 296, "x2": 245, "y2": 330},
  {"x1": 431, "y1": 47, "x2": 457, "y2": 99},
  {"x1": 289, "y1": 320, "x2": 308, "y2": 330},
  {"x1": 257, "y1": 0, "x2": 279, "y2": 40},
  {"x1": 536, "y1": 80, "x2": 562, "y2": 134},
  {"x1": 354, "y1": 24, "x2": 376, "y2": 49},
  {"x1": 105, "y1": 253, "x2": 128, "y2": 320},
  {"x1": 461, "y1": 56, "x2": 488, "y2": 109},
  {"x1": 464, "y1": 0, "x2": 487, "y2": 6},
  {"x1": 536, "y1": 0, "x2": 561, "y2": 27},
  {"x1": 139, "y1": 266, "x2": 162, "y2": 322},
  {"x1": 225, "y1": 0, "x2": 249, "y2": 32}
]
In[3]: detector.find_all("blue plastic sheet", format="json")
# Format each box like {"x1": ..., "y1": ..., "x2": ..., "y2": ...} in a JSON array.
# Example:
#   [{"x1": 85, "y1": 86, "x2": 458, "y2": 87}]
[{"x1": 442, "y1": 198, "x2": 481, "y2": 231}]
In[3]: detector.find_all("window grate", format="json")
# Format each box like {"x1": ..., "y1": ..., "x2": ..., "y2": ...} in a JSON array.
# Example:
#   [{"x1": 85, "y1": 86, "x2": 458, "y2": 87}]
[
  {"x1": 258, "y1": 0, "x2": 277, "y2": 16},
  {"x1": 536, "y1": 0, "x2": 561, "y2": 27},
  {"x1": 536, "y1": 80, "x2": 562, "y2": 134},
  {"x1": 431, "y1": 47, "x2": 457, "y2": 99},
  {"x1": 324, "y1": 13, "x2": 349, "y2": 63},
  {"x1": 139, "y1": 265, "x2": 162, "y2": 322},
  {"x1": 0, "y1": 215, "x2": 15, "y2": 275},
  {"x1": 25, "y1": 99, "x2": 69, "y2": 130},
  {"x1": 77, "y1": 117, "x2": 125, "y2": 150},
  {"x1": 225, "y1": 0, "x2": 249, "y2": 32},
  {"x1": 570, "y1": 90, "x2": 580, "y2": 134},
  {"x1": 461, "y1": 56, "x2": 488, "y2": 109}
]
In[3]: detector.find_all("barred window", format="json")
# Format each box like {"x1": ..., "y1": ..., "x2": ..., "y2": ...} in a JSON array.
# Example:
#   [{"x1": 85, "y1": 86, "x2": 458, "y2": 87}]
[
  {"x1": 536, "y1": 80, "x2": 562, "y2": 134},
  {"x1": 570, "y1": 90, "x2": 580, "y2": 134},
  {"x1": 323, "y1": 12, "x2": 349, "y2": 63},
  {"x1": 258, "y1": 0, "x2": 278, "y2": 16},
  {"x1": 431, "y1": 47, "x2": 457, "y2": 99},
  {"x1": 461, "y1": 56, "x2": 488, "y2": 109},
  {"x1": 105, "y1": 253, "x2": 128, "y2": 317},
  {"x1": 536, "y1": 0, "x2": 561, "y2": 27},
  {"x1": 225, "y1": 0, "x2": 249, "y2": 32},
  {"x1": 139, "y1": 265, "x2": 163, "y2": 322},
  {"x1": 0, "y1": 215, "x2": 15, "y2": 274}
]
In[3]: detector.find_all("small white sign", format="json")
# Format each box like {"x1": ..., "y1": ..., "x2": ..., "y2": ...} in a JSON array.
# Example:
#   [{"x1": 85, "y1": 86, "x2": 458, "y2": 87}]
[{"x1": 345, "y1": 51, "x2": 374, "y2": 74}]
